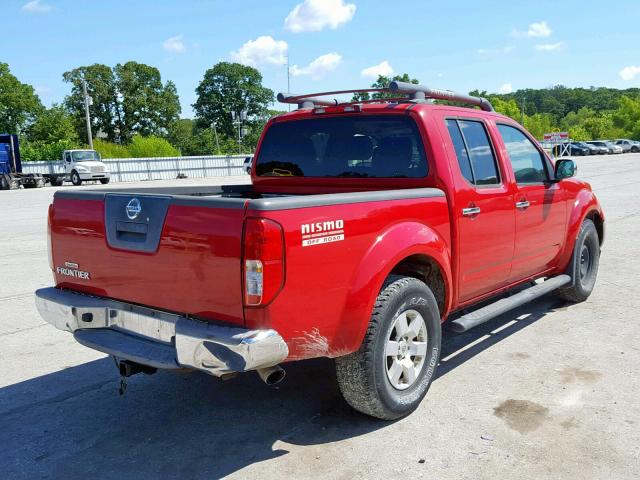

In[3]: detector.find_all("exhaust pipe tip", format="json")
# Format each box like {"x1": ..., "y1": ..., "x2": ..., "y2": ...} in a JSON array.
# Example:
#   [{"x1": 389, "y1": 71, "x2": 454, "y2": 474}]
[{"x1": 257, "y1": 365, "x2": 285, "y2": 385}]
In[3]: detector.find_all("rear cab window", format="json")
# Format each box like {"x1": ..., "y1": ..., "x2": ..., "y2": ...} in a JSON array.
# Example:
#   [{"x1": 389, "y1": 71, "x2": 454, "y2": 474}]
[
  {"x1": 445, "y1": 119, "x2": 501, "y2": 186},
  {"x1": 255, "y1": 115, "x2": 428, "y2": 178}
]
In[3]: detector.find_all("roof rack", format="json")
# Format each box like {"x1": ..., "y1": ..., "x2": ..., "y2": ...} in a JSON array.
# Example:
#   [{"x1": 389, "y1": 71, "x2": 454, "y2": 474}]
[{"x1": 277, "y1": 81, "x2": 494, "y2": 112}]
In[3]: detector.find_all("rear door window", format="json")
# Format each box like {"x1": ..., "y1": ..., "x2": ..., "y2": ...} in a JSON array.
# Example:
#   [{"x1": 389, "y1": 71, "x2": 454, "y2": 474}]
[
  {"x1": 446, "y1": 119, "x2": 500, "y2": 186},
  {"x1": 446, "y1": 120, "x2": 473, "y2": 183},
  {"x1": 255, "y1": 115, "x2": 428, "y2": 178}
]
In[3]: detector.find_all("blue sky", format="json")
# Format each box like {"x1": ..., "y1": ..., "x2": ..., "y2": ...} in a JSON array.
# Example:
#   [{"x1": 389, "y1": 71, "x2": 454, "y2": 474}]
[{"x1": 4, "y1": 0, "x2": 640, "y2": 117}]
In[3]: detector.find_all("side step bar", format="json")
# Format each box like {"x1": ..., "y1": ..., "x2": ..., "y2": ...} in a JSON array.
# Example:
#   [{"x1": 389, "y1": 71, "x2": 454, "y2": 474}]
[{"x1": 450, "y1": 275, "x2": 571, "y2": 333}]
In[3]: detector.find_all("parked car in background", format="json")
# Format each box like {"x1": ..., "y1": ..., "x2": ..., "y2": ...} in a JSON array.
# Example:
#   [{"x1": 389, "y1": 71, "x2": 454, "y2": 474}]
[
  {"x1": 586, "y1": 141, "x2": 615, "y2": 154},
  {"x1": 615, "y1": 139, "x2": 640, "y2": 153},
  {"x1": 243, "y1": 156, "x2": 253, "y2": 174},
  {"x1": 552, "y1": 142, "x2": 590, "y2": 157},
  {"x1": 573, "y1": 142, "x2": 599, "y2": 155},
  {"x1": 603, "y1": 141, "x2": 623, "y2": 154}
]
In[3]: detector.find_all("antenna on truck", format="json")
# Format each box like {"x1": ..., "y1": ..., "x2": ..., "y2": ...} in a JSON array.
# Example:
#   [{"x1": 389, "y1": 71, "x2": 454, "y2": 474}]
[{"x1": 277, "y1": 82, "x2": 494, "y2": 112}]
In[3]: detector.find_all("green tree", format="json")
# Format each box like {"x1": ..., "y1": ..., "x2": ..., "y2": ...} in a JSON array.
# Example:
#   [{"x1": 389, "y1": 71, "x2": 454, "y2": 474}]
[
  {"x1": 491, "y1": 98, "x2": 521, "y2": 122},
  {"x1": 523, "y1": 113, "x2": 557, "y2": 139},
  {"x1": 167, "y1": 118, "x2": 240, "y2": 155},
  {"x1": 567, "y1": 125, "x2": 590, "y2": 141},
  {"x1": 127, "y1": 135, "x2": 180, "y2": 157},
  {"x1": 612, "y1": 96, "x2": 640, "y2": 140},
  {"x1": 167, "y1": 119, "x2": 218, "y2": 155},
  {"x1": 21, "y1": 139, "x2": 80, "y2": 162},
  {"x1": 114, "y1": 61, "x2": 181, "y2": 141},
  {"x1": 0, "y1": 63, "x2": 43, "y2": 133},
  {"x1": 241, "y1": 108, "x2": 280, "y2": 153},
  {"x1": 193, "y1": 62, "x2": 274, "y2": 140},
  {"x1": 352, "y1": 73, "x2": 419, "y2": 101},
  {"x1": 63, "y1": 64, "x2": 121, "y2": 142},
  {"x1": 63, "y1": 62, "x2": 180, "y2": 143},
  {"x1": 93, "y1": 139, "x2": 130, "y2": 158},
  {"x1": 93, "y1": 136, "x2": 180, "y2": 158},
  {"x1": 26, "y1": 104, "x2": 78, "y2": 143}
]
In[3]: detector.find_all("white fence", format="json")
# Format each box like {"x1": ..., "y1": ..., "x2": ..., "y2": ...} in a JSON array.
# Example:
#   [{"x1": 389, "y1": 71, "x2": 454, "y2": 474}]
[{"x1": 21, "y1": 155, "x2": 249, "y2": 183}]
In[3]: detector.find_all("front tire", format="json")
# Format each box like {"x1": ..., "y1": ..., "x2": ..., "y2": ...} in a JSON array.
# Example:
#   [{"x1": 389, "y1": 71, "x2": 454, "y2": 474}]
[
  {"x1": 71, "y1": 171, "x2": 82, "y2": 186},
  {"x1": 557, "y1": 219, "x2": 600, "y2": 302},
  {"x1": 335, "y1": 276, "x2": 442, "y2": 420}
]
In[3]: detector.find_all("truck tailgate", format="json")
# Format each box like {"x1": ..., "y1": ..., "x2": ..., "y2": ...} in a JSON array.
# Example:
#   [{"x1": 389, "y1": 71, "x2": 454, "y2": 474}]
[{"x1": 50, "y1": 191, "x2": 247, "y2": 325}]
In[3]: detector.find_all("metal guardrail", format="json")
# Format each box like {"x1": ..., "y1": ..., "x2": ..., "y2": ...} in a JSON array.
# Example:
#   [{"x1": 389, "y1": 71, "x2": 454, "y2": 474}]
[{"x1": 21, "y1": 155, "x2": 250, "y2": 183}]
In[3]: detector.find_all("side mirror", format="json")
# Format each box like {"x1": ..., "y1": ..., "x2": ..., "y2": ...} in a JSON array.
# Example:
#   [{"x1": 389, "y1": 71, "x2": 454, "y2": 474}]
[{"x1": 554, "y1": 159, "x2": 577, "y2": 180}]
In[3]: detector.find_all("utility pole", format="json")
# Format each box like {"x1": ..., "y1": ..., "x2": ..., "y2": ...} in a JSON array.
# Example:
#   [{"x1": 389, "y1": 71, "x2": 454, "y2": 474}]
[
  {"x1": 286, "y1": 55, "x2": 291, "y2": 112},
  {"x1": 232, "y1": 111, "x2": 246, "y2": 154},
  {"x1": 82, "y1": 80, "x2": 94, "y2": 149},
  {"x1": 520, "y1": 95, "x2": 526, "y2": 126},
  {"x1": 211, "y1": 122, "x2": 220, "y2": 154}
]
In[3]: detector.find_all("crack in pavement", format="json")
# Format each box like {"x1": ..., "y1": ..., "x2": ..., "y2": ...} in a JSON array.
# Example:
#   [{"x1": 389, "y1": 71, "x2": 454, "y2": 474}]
[
  {"x1": 0, "y1": 379, "x2": 116, "y2": 418},
  {"x1": 0, "y1": 292, "x2": 34, "y2": 302},
  {"x1": 0, "y1": 323, "x2": 48, "y2": 337}
]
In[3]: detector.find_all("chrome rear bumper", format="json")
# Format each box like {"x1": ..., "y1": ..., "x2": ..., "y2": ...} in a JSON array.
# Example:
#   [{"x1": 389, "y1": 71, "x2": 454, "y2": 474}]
[{"x1": 34, "y1": 287, "x2": 288, "y2": 376}]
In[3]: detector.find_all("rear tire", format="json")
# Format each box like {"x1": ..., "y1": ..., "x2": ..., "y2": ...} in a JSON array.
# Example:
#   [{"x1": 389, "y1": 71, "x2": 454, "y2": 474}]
[
  {"x1": 100, "y1": 178, "x2": 110, "y2": 184},
  {"x1": 557, "y1": 219, "x2": 600, "y2": 302},
  {"x1": 51, "y1": 177, "x2": 64, "y2": 186},
  {"x1": 71, "y1": 170, "x2": 82, "y2": 186},
  {"x1": 0, "y1": 174, "x2": 10, "y2": 190},
  {"x1": 335, "y1": 276, "x2": 441, "y2": 420}
]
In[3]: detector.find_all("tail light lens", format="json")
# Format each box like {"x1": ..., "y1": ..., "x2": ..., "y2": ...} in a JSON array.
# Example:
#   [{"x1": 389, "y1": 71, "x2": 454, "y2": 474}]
[{"x1": 243, "y1": 218, "x2": 284, "y2": 306}]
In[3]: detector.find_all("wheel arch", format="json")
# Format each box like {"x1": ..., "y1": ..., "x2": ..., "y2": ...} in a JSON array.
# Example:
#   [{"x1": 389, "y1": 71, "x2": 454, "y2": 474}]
[
  {"x1": 388, "y1": 254, "x2": 447, "y2": 317},
  {"x1": 333, "y1": 221, "x2": 452, "y2": 356},
  {"x1": 557, "y1": 187, "x2": 605, "y2": 273},
  {"x1": 585, "y1": 209, "x2": 604, "y2": 246}
]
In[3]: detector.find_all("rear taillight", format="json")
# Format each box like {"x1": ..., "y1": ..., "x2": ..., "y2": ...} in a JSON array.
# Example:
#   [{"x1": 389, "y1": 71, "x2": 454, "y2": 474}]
[{"x1": 243, "y1": 218, "x2": 284, "y2": 306}]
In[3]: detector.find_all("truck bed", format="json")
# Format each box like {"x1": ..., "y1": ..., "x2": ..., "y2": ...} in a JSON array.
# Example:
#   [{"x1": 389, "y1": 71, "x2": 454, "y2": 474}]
[{"x1": 49, "y1": 185, "x2": 449, "y2": 355}]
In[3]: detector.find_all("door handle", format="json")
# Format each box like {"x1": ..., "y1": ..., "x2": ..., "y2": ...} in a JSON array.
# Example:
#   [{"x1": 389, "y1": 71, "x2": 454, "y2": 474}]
[
  {"x1": 515, "y1": 200, "x2": 530, "y2": 209},
  {"x1": 462, "y1": 206, "x2": 481, "y2": 216}
]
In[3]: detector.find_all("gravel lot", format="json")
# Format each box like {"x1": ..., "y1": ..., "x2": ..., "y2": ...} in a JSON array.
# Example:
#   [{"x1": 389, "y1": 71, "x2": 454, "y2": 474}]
[{"x1": 1, "y1": 156, "x2": 639, "y2": 479}]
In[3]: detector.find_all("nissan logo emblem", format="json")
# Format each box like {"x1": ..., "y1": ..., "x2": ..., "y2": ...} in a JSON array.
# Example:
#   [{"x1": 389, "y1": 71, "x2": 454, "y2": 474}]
[{"x1": 125, "y1": 198, "x2": 142, "y2": 220}]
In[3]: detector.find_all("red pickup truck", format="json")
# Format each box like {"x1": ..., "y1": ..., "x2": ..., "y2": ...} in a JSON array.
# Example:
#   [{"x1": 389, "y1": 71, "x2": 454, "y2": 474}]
[{"x1": 35, "y1": 82, "x2": 604, "y2": 419}]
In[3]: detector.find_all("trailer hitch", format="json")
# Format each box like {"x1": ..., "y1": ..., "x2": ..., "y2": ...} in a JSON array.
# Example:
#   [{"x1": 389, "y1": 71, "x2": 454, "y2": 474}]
[{"x1": 114, "y1": 358, "x2": 157, "y2": 395}]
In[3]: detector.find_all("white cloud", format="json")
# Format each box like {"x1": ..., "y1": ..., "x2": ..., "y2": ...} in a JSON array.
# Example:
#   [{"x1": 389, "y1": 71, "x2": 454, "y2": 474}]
[
  {"x1": 361, "y1": 60, "x2": 393, "y2": 79},
  {"x1": 285, "y1": 0, "x2": 356, "y2": 33},
  {"x1": 499, "y1": 83, "x2": 513, "y2": 94},
  {"x1": 231, "y1": 36, "x2": 288, "y2": 67},
  {"x1": 163, "y1": 35, "x2": 186, "y2": 53},
  {"x1": 477, "y1": 46, "x2": 515, "y2": 55},
  {"x1": 21, "y1": 0, "x2": 52, "y2": 13},
  {"x1": 512, "y1": 21, "x2": 552, "y2": 38},
  {"x1": 619, "y1": 65, "x2": 640, "y2": 81},
  {"x1": 291, "y1": 53, "x2": 342, "y2": 80},
  {"x1": 535, "y1": 42, "x2": 564, "y2": 51},
  {"x1": 528, "y1": 21, "x2": 552, "y2": 37}
]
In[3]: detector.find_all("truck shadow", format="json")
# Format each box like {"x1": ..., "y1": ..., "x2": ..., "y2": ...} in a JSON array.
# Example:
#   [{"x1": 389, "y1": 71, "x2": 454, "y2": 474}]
[{"x1": 1, "y1": 296, "x2": 566, "y2": 479}]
